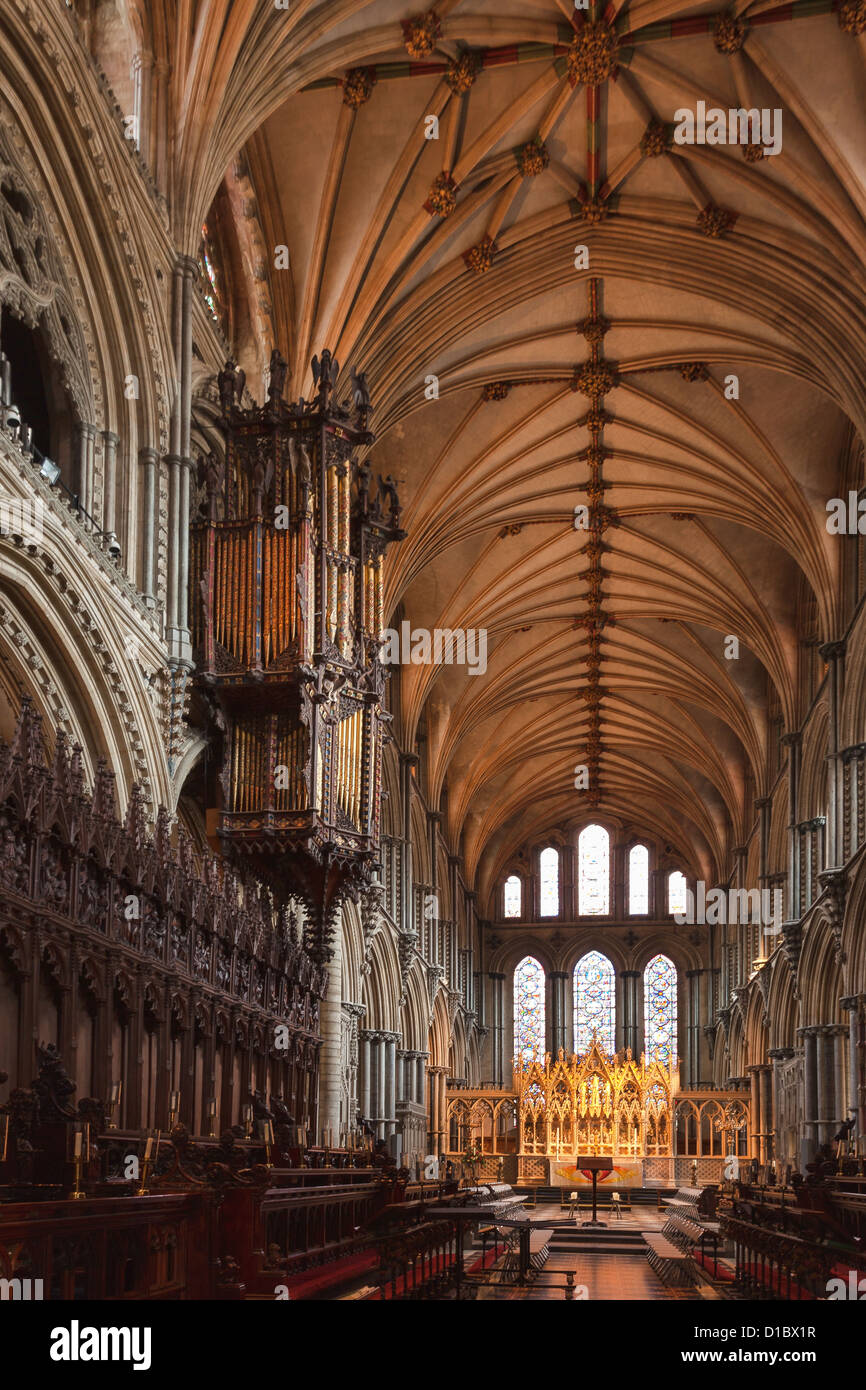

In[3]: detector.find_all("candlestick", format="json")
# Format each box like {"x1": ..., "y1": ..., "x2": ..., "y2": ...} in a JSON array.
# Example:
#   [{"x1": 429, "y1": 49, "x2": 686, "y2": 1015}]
[
  {"x1": 70, "y1": 1154, "x2": 85, "y2": 1200},
  {"x1": 69, "y1": 1122, "x2": 90, "y2": 1200},
  {"x1": 137, "y1": 1130, "x2": 160, "y2": 1196},
  {"x1": 207, "y1": 1097, "x2": 217, "y2": 1138},
  {"x1": 107, "y1": 1081, "x2": 122, "y2": 1129},
  {"x1": 242, "y1": 1104, "x2": 254, "y2": 1138}
]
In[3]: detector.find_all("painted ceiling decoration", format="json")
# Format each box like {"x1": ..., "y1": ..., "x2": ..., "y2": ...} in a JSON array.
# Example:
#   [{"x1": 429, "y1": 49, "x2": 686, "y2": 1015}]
[{"x1": 142, "y1": 0, "x2": 866, "y2": 909}]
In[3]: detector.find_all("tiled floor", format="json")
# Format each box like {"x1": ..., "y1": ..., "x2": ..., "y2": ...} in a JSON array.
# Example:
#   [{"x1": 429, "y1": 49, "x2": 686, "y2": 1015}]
[
  {"x1": 473, "y1": 1202, "x2": 705, "y2": 1301},
  {"x1": 477, "y1": 1252, "x2": 698, "y2": 1300}
]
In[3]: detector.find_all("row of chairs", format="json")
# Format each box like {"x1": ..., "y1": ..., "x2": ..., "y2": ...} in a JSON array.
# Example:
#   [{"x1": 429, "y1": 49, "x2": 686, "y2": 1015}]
[{"x1": 560, "y1": 1189, "x2": 633, "y2": 1219}]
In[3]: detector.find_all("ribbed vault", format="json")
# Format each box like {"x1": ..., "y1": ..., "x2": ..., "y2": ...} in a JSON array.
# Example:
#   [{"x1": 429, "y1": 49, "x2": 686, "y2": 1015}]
[{"x1": 136, "y1": 0, "x2": 866, "y2": 908}]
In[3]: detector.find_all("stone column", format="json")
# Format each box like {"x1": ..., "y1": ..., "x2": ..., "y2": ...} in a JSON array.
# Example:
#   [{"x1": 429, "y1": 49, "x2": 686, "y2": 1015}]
[
  {"x1": 427, "y1": 1066, "x2": 446, "y2": 1152},
  {"x1": 685, "y1": 970, "x2": 703, "y2": 1086},
  {"x1": 360, "y1": 1030, "x2": 372, "y2": 1121},
  {"x1": 414, "y1": 1050, "x2": 425, "y2": 1106},
  {"x1": 489, "y1": 972, "x2": 505, "y2": 1086},
  {"x1": 797, "y1": 1026, "x2": 819, "y2": 1166},
  {"x1": 426, "y1": 1065, "x2": 435, "y2": 1149},
  {"x1": 768, "y1": 1046, "x2": 794, "y2": 1164},
  {"x1": 621, "y1": 971, "x2": 640, "y2": 1056},
  {"x1": 376, "y1": 1033, "x2": 387, "y2": 1139},
  {"x1": 550, "y1": 972, "x2": 567, "y2": 1055},
  {"x1": 138, "y1": 446, "x2": 158, "y2": 603},
  {"x1": 77, "y1": 422, "x2": 97, "y2": 517},
  {"x1": 396, "y1": 1048, "x2": 408, "y2": 1103},
  {"x1": 384, "y1": 1032, "x2": 398, "y2": 1138},
  {"x1": 782, "y1": 733, "x2": 801, "y2": 918},
  {"x1": 747, "y1": 1065, "x2": 761, "y2": 1159},
  {"x1": 759, "y1": 1065, "x2": 773, "y2": 1163},
  {"x1": 827, "y1": 1023, "x2": 848, "y2": 1132},
  {"x1": 819, "y1": 641, "x2": 845, "y2": 869},
  {"x1": 318, "y1": 918, "x2": 342, "y2": 1138},
  {"x1": 166, "y1": 255, "x2": 197, "y2": 666},
  {"x1": 131, "y1": 49, "x2": 154, "y2": 159},
  {"x1": 815, "y1": 1026, "x2": 837, "y2": 1145},
  {"x1": 101, "y1": 430, "x2": 119, "y2": 543},
  {"x1": 841, "y1": 995, "x2": 866, "y2": 1143}
]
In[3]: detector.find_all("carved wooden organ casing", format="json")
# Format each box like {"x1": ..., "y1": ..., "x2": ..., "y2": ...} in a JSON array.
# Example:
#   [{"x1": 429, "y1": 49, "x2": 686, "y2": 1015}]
[{"x1": 190, "y1": 355, "x2": 403, "y2": 959}]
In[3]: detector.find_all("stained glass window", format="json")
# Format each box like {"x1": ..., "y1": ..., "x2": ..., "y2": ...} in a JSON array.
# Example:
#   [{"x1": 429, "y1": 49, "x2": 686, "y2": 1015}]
[
  {"x1": 573, "y1": 950, "x2": 615, "y2": 1055},
  {"x1": 539, "y1": 847, "x2": 559, "y2": 917},
  {"x1": 514, "y1": 956, "x2": 545, "y2": 1065},
  {"x1": 578, "y1": 823, "x2": 609, "y2": 915},
  {"x1": 504, "y1": 874, "x2": 521, "y2": 919},
  {"x1": 667, "y1": 870, "x2": 687, "y2": 917},
  {"x1": 644, "y1": 954, "x2": 677, "y2": 1065},
  {"x1": 629, "y1": 844, "x2": 649, "y2": 914},
  {"x1": 199, "y1": 222, "x2": 223, "y2": 326}
]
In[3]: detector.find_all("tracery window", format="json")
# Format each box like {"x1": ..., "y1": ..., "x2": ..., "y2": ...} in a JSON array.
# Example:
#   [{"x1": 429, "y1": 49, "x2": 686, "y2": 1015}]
[
  {"x1": 629, "y1": 844, "x2": 649, "y2": 914},
  {"x1": 504, "y1": 874, "x2": 521, "y2": 919},
  {"x1": 513, "y1": 956, "x2": 545, "y2": 1065},
  {"x1": 578, "y1": 823, "x2": 609, "y2": 915},
  {"x1": 539, "y1": 847, "x2": 559, "y2": 917},
  {"x1": 573, "y1": 951, "x2": 615, "y2": 1055},
  {"x1": 199, "y1": 222, "x2": 225, "y2": 329},
  {"x1": 667, "y1": 870, "x2": 687, "y2": 917},
  {"x1": 644, "y1": 954, "x2": 677, "y2": 1065}
]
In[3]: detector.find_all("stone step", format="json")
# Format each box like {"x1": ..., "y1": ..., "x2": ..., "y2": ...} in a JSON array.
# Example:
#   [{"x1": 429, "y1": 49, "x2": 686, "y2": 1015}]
[{"x1": 515, "y1": 1186, "x2": 676, "y2": 1205}]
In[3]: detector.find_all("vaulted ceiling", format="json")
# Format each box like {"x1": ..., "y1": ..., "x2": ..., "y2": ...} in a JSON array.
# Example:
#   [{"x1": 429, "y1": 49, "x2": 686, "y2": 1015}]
[{"x1": 143, "y1": 0, "x2": 866, "y2": 904}]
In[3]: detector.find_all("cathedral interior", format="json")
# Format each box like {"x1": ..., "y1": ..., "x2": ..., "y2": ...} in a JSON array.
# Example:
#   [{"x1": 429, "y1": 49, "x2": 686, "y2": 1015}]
[{"x1": 1, "y1": 0, "x2": 865, "y2": 1323}]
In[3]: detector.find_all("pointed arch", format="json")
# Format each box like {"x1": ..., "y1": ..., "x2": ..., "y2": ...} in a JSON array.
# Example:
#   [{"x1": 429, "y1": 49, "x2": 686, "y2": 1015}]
[
  {"x1": 573, "y1": 950, "x2": 615, "y2": 1055},
  {"x1": 629, "y1": 843, "x2": 649, "y2": 915},
  {"x1": 539, "y1": 846, "x2": 559, "y2": 917},
  {"x1": 513, "y1": 955, "x2": 545, "y2": 1065},
  {"x1": 578, "y1": 824, "x2": 609, "y2": 915},
  {"x1": 644, "y1": 953, "x2": 678, "y2": 1066}
]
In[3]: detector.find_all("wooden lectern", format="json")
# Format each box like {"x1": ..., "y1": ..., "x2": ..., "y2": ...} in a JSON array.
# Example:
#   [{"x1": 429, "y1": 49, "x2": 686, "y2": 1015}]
[{"x1": 578, "y1": 1156, "x2": 613, "y2": 1228}]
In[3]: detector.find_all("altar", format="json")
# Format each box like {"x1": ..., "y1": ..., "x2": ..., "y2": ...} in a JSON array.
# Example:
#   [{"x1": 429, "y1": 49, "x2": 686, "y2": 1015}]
[
  {"x1": 444, "y1": 1038, "x2": 750, "y2": 1186},
  {"x1": 516, "y1": 1039, "x2": 675, "y2": 1164},
  {"x1": 549, "y1": 1157, "x2": 646, "y2": 1186}
]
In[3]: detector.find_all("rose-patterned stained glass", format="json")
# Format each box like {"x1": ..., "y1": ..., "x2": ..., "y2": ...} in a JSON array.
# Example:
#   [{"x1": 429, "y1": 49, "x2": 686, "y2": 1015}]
[
  {"x1": 539, "y1": 847, "x2": 559, "y2": 917},
  {"x1": 644, "y1": 953, "x2": 677, "y2": 1065},
  {"x1": 514, "y1": 956, "x2": 545, "y2": 1065},
  {"x1": 504, "y1": 874, "x2": 521, "y2": 919},
  {"x1": 578, "y1": 823, "x2": 609, "y2": 915},
  {"x1": 573, "y1": 950, "x2": 615, "y2": 1055},
  {"x1": 667, "y1": 870, "x2": 687, "y2": 916},
  {"x1": 629, "y1": 844, "x2": 649, "y2": 914}
]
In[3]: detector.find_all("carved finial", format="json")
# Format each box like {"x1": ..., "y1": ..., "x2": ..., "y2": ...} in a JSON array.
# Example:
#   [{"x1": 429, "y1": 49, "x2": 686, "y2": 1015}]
[
  {"x1": 123, "y1": 783, "x2": 148, "y2": 851},
  {"x1": 11, "y1": 695, "x2": 45, "y2": 768},
  {"x1": 91, "y1": 759, "x2": 119, "y2": 822}
]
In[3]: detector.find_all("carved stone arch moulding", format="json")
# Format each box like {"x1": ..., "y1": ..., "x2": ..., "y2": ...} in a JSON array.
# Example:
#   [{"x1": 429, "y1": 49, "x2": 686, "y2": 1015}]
[
  {"x1": 0, "y1": 112, "x2": 97, "y2": 425},
  {"x1": 41, "y1": 940, "x2": 67, "y2": 987},
  {"x1": 114, "y1": 969, "x2": 134, "y2": 1013},
  {"x1": 78, "y1": 955, "x2": 102, "y2": 1001},
  {"x1": 0, "y1": 923, "x2": 27, "y2": 975}
]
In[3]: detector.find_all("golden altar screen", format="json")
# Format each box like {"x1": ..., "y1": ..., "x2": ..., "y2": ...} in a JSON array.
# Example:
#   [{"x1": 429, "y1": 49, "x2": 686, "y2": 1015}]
[{"x1": 516, "y1": 1040, "x2": 676, "y2": 1157}]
